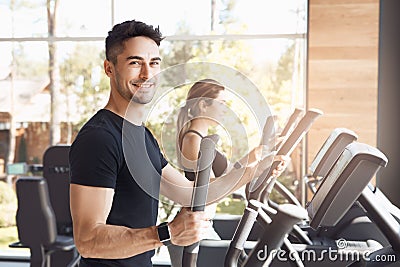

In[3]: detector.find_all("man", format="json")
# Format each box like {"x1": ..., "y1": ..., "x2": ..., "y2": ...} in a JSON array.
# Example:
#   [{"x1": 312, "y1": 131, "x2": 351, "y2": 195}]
[{"x1": 69, "y1": 20, "x2": 277, "y2": 267}]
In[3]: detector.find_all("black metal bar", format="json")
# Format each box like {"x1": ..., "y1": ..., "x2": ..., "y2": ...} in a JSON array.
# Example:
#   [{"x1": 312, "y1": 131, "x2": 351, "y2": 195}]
[
  {"x1": 224, "y1": 200, "x2": 263, "y2": 267},
  {"x1": 243, "y1": 204, "x2": 308, "y2": 267},
  {"x1": 182, "y1": 134, "x2": 219, "y2": 267},
  {"x1": 248, "y1": 109, "x2": 323, "y2": 201}
]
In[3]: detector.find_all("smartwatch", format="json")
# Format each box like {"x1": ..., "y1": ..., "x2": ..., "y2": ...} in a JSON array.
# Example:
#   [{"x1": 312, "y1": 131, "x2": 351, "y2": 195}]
[{"x1": 157, "y1": 222, "x2": 171, "y2": 246}]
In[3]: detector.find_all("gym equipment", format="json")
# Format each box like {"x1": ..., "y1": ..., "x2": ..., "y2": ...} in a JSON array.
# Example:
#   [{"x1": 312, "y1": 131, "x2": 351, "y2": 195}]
[
  {"x1": 12, "y1": 177, "x2": 80, "y2": 267},
  {"x1": 307, "y1": 142, "x2": 388, "y2": 229},
  {"x1": 42, "y1": 145, "x2": 73, "y2": 236},
  {"x1": 237, "y1": 142, "x2": 389, "y2": 267},
  {"x1": 270, "y1": 108, "x2": 304, "y2": 152},
  {"x1": 278, "y1": 127, "x2": 400, "y2": 266},
  {"x1": 278, "y1": 108, "x2": 304, "y2": 139},
  {"x1": 43, "y1": 145, "x2": 80, "y2": 267},
  {"x1": 297, "y1": 129, "x2": 389, "y2": 247},
  {"x1": 190, "y1": 109, "x2": 322, "y2": 266},
  {"x1": 268, "y1": 132, "x2": 398, "y2": 266},
  {"x1": 223, "y1": 108, "x2": 323, "y2": 266},
  {"x1": 9, "y1": 146, "x2": 80, "y2": 267},
  {"x1": 182, "y1": 134, "x2": 219, "y2": 267},
  {"x1": 348, "y1": 187, "x2": 400, "y2": 266},
  {"x1": 210, "y1": 108, "x2": 308, "y2": 247},
  {"x1": 248, "y1": 108, "x2": 323, "y2": 202},
  {"x1": 305, "y1": 128, "x2": 358, "y2": 195},
  {"x1": 239, "y1": 203, "x2": 308, "y2": 267},
  {"x1": 197, "y1": 121, "x2": 398, "y2": 267},
  {"x1": 274, "y1": 127, "x2": 358, "y2": 206}
]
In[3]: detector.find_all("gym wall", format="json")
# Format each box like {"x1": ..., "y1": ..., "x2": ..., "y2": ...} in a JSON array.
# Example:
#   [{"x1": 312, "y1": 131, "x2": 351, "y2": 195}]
[{"x1": 307, "y1": 0, "x2": 380, "y2": 166}]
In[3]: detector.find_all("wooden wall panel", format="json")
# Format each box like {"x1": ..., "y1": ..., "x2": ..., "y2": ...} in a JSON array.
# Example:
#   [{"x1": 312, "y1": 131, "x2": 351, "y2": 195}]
[{"x1": 307, "y1": 0, "x2": 380, "y2": 162}]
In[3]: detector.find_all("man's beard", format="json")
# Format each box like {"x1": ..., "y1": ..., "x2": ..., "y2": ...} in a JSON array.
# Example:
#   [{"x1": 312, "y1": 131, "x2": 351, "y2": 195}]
[
  {"x1": 131, "y1": 90, "x2": 155, "y2": 104},
  {"x1": 116, "y1": 79, "x2": 156, "y2": 104}
]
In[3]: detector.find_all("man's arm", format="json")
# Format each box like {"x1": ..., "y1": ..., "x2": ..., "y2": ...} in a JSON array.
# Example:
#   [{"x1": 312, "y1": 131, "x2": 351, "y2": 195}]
[
  {"x1": 70, "y1": 183, "x2": 209, "y2": 259},
  {"x1": 70, "y1": 184, "x2": 162, "y2": 259},
  {"x1": 160, "y1": 164, "x2": 193, "y2": 207}
]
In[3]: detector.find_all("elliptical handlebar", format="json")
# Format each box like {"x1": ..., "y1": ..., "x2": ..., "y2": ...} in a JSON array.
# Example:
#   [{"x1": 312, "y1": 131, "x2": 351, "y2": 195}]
[
  {"x1": 247, "y1": 109, "x2": 323, "y2": 201},
  {"x1": 182, "y1": 134, "x2": 219, "y2": 267}
]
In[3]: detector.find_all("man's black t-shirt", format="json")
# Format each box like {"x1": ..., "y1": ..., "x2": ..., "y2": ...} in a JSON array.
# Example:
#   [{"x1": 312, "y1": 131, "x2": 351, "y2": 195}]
[{"x1": 69, "y1": 109, "x2": 168, "y2": 267}]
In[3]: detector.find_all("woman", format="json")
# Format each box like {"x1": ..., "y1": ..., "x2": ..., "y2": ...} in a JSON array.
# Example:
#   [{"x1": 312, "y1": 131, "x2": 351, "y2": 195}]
[
  {"x1": 168, "y1": 79, "x2": 264, "y2": 266},
  {"x1": 176, "y1": 79, "x2": 262, "y2": 177}
]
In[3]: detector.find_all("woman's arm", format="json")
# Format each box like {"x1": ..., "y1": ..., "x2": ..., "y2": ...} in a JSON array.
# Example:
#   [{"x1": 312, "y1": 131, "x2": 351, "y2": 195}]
[
  {"x1": 225, "y1": 145, "x2": 264, "y2": 173},
  {"x1": 160, "y1": 152, "x2": 279, "y2": 206}
]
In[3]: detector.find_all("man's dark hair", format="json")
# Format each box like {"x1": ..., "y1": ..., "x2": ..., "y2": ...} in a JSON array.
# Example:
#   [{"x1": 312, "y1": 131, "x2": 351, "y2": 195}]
[{"x1": 105, "y1": 20, "x2": 164, "y2": 64}]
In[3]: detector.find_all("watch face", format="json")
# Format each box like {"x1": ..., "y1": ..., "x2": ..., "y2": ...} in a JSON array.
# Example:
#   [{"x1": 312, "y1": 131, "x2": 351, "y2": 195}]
[{"x1": 157, "y1": 223, "x2": 171, "y2": 243}]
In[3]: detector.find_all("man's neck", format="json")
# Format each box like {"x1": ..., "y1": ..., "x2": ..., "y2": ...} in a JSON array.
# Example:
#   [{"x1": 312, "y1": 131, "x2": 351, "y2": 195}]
[
  {"x1": 124, "y1": 102, "x2": 145, "y2": 126},
  {"x1": 104, "y1": 99, "x2": 145, "y2": 126}
]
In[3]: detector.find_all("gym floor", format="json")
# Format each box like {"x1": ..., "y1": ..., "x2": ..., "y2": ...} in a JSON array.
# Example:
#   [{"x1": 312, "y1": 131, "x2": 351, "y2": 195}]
[{"x1": 0, "y1": 246, "x2": 172, "y2": 267}]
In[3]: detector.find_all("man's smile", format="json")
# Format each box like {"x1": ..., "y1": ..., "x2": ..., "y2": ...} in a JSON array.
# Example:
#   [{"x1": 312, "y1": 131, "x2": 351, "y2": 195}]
[{"x1": 131, "y1": 82, "x2": 155, "y2": 89}]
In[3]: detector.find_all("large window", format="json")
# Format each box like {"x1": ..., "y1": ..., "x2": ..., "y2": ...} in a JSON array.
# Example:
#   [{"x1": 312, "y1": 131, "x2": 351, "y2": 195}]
[{"x1": 0, "y1": 0, "x2": 307, "y2": 258}]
